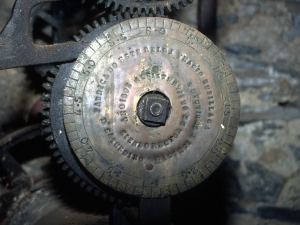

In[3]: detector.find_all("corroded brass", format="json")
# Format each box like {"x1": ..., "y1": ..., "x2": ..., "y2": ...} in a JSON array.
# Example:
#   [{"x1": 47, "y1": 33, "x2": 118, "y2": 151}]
[{"x1": 63, "y1": 17, "x2": 240, "y2": 198}]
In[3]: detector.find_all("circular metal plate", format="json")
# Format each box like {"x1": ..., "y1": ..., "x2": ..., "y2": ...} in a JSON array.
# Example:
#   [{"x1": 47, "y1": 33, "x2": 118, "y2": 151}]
[{"x1": 63, "y1": 17, "x2": 240, "y2": 198}]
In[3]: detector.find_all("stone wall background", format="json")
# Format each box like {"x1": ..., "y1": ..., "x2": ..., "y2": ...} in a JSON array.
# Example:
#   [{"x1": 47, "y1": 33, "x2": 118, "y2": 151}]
[
  {"x1": 0, "y1": 0, "x2": 300, "y2": 224},
  {"x1": 175, "y1": 0, "x2": 300, "y2": 224},
  {"x1": 218, "y1": 1, "x2": 300, "y2": 224}
]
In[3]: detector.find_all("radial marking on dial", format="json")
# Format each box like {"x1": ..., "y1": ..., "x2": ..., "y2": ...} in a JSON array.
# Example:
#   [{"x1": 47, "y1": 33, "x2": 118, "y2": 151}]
[{"x1": 63, "y1": 17, "x2": 240, "y2": 198}]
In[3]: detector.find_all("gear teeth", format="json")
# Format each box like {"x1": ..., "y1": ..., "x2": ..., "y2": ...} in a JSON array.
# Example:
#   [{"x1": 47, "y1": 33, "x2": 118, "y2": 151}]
[
  {"x1": 52, "y1": 150, "x2": 60, "y2": 157},
  {"x1": 39, "y1": 11, "x2": 136, "y2": 205},
  {"x1": 79, "y1": 29, "x2": 87, "y2": 37},
  {"x1": 73, "y1": 176, "x2": 80, "y2": 183},
  {"x1": 42, "y1": 83, "x2": 52, "y2": 91},
  {"x1": 116, "y1": 12, "x2": 123, "y2": 20},
  {"x1": 46, "y1": 76, "x2": 55, "y2": 83},
  {"x1": 67, "y1": 170, "x2": 74, "y2": 177},
  {"x1": 180, "y1": 0, "x2": 188, "y2": 7},
  {"x1": 124, "y1": 11, "x2": 130, "y2": 19},
  {"x1": 42, "y1": 119, "x2": 50, "y2": 126},
  {"x1": 100, "y1": 0, "x2": 192, "y2": 16},
  {"x1": 101, "y1": 193, "x2": 108, "y2": 200},
  {"x1": 166, "y1": 4, "x2": 172, "y2": 12},
  {"x1": 136, "y1": 7, "x2": 142, "y2": 15},
  {"x1": 84, "y1": 24, "x2": 93, "y2": 33},
  {"x1": 49, "y1": 142, "x2": 58, "y2": 150},
  {"x1": 100, "y1": 17, "x2": 107, "y2": 25},
  {"x1": 132, "y1": 12, "x2": 138, "y2": 18},
  {"x1": 105, "y1": 0, "x2": 113, "y2": 7},
  {"x1": 62, "y1": 164, "x2": 69, "y2": 171},
  {"x1": 92, "y1": 20, "x2": 100, "y2": 28},
  {"x1": 57, "y1": 156, "x2": 64, "y2": 164},
  {"x1": 73, "y1": 35, "x2": 81, "y2": 42},
  {"x1": 43, "y1": 126, "x2": 52, "y2": 134},
  {"x1": 48, "y1": 68, "x2": 58, "y2": 76},
  {"x1": 45, "y1": 135, "x2": 54, "y2": 142},
  {"x1": 41, "y1": 93, "x2": 51, "y2": 102},
  {"x1": 108, "y1": 14, "x2": 116, "y2": 22},
  {"x1": 109, "y1": 196, "x2": 115, "y2": 203},
  {"x1": 94, "y1": 190, "x2": 100, "y2": 196},
  {"x1": 129, "y1": 6, "x2": 134, "y2": 14},
  {"x1": 40, "y1": 109, "x2": 50, "y2": 117},
  {"x1": 151, "y1": 7, "x2": 157, "y2": 15},
  {"x1": 112, "y1": 2, "x2": 119, "y2": 11},
  {"x1": 42, "y1": 102, "x2": 50, "y2": 109},
  {"x1": 79, "y1": 181, "x2": 86, "y2": 188},
  {"x1": 159, "y1": 6, "x2": 164, "y2": 14},
  {"x1": 86, "y1": 185, "x2": 93, "y2": 193},
  {"x1": 172, "y1": 2, "x2": 180, "y2": 10},
  {"x1": 120, "y1": 5, "x2": 127, "y2": 13}
]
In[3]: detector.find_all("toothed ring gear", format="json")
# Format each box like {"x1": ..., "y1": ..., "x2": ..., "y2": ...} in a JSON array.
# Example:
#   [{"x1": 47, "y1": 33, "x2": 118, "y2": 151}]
[
  {"x1": 98, "y1": 0, "x2": 193, "y2": 15},
  {"x1": 42, "y1": 17, "x2": 240, "y2": 199},
  {"x1": 41, "y1": 16, "x2": 133, "y2": 203}
]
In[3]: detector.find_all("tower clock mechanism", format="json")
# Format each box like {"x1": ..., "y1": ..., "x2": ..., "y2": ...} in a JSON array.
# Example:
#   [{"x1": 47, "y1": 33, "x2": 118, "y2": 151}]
[{"x1": 0, "y1": 0, "x2": 240, "y2": 224}]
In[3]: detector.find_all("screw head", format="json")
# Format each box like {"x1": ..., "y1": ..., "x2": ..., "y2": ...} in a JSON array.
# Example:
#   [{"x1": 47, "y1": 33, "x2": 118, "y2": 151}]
[
  {"x1": 137, "y1": 92, "x2": 170, "y2": 127},
  {"x1": 150, "y1": 102, "x2": 163, "y2": 117}
]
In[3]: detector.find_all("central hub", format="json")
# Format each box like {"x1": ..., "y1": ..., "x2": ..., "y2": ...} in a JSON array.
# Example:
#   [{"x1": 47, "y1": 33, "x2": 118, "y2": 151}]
[
  {"x1": 150, "y1": 103, "x2": 163, "y2": 117},
  {"x1": 61, "y1": 17, "x2": 240, "y2": 198},
  {"x1": 137, "y1": 91, "x2": 170, "y2": 127}
]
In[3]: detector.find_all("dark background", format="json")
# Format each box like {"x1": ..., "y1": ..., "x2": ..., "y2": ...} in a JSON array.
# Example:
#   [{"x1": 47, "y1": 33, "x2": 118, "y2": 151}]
[{"x1": 0, "y1": 0, "x2": 300, "y2": 224}]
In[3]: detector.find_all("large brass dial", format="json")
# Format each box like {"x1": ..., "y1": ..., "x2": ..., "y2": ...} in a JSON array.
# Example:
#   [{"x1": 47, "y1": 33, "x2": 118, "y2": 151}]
[{"x1": 62, "y1": 17, "x2": 240, "y2": 198}]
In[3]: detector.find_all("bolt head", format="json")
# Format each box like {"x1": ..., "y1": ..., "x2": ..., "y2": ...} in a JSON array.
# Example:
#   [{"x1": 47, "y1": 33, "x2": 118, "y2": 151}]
[
  {"x1": 150, "y1": 102, "x2": 163, "y2": 117},
  {"x1": 144, "y1": 98, "x2": 169, "y2": 125}
]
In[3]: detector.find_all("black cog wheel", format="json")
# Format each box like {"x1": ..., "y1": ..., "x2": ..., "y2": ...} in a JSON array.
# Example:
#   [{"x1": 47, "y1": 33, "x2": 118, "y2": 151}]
[
  {"x1": 98, "y1": 0, "x2": 193, "y2": 15},
  {"x1": 42, "y1": 64, "x2": 119, "y2": 203},
  {"x1": 41, "y1": 13, "x2": 149, "y2": 204}
]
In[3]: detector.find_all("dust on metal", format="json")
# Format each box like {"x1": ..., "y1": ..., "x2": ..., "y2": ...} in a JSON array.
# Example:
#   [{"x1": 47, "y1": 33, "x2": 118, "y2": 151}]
[{"x1": 62, "y1": 17, "x2": 240, "y2": 198}]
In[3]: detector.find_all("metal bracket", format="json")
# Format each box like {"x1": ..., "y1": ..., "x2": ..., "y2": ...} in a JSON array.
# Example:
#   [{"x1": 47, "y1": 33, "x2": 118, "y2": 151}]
[
  {"x1": 110, "y1": 198, "x2": 171, "y2": 225},
  {"x1": 0, "y1": 0, "x2": 87, "y2": 70}
]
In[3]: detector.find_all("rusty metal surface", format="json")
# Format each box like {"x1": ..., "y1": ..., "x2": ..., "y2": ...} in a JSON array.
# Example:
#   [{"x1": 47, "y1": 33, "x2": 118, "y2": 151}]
[
  {"x1": 0, "y1": 0, "x2": 242, "y2": 224},
  {"x1": 62, "y1": 17, "x2": 240, "y2": 198},
  {"x1": 0, "y1": 0, "x2": 88, "y2": 70},
  {"x1": 0, "y1": 0, "x2": 195, "y2": 70}
]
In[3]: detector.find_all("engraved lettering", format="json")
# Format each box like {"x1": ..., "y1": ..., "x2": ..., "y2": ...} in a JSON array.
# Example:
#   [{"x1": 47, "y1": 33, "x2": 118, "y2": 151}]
[
  {"x1": 159, "y1": 28, "x2": 166, "y2": 35},
  {"x1": 146, "y1": 27, "x2": 151, "y2": 35},
  {"x1": 119, "y1": 56, "x2": 124, "y2": 62},
  {"x1": 81, "y1": 138, "x2": 89, "y2": 144}
]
